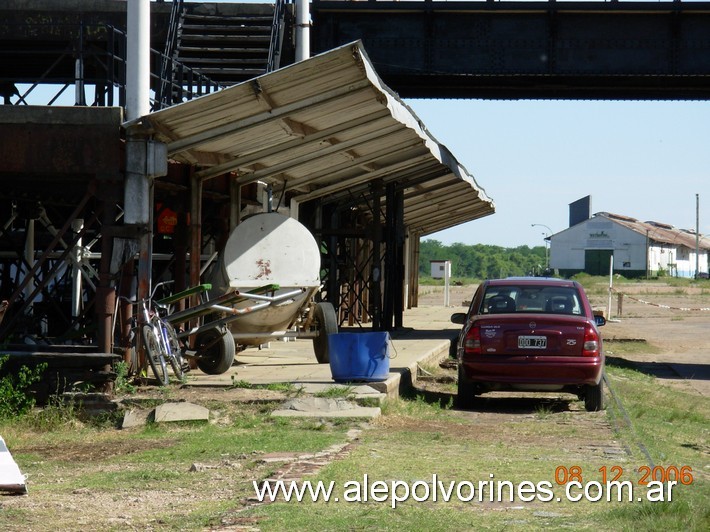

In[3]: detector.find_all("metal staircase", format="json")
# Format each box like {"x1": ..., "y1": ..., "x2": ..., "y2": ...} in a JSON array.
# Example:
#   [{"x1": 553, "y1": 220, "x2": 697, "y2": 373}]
[{"x1": 175, "y1": 5, "x2": 277, "y2": 87}]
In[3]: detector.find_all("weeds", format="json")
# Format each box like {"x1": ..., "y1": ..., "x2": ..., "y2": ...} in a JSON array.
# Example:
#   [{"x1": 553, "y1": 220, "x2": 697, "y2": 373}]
[
  {"x1": 0, "y1": 356, "x2": 47, "y2": 419},
  {"x1": 313, "y1": 385, "x2": 355, "y2": 399},
  {"x1": 265, "y1": 382, "x2": 300, "y2": 394},
  {"x1": 229, "y1": 378, "x2": 301, "y2": 396},
  {"x1": 230, "y1": 377, "x2": 254, "y2": 389},
  {"x1": 534, "y1": 403, "x2": 554, "y2": 419},
  {"x1": 114, "y1": 361, "x2": 136, "y2": 394},
  {"x1": 22, "y1": 396, "x2": 80, "y2": 432}
]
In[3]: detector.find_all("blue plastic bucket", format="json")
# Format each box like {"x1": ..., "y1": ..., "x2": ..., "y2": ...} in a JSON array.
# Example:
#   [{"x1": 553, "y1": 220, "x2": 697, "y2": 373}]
[{"x1": 328, "y1": 332, "x2": 390, "y2": 382}]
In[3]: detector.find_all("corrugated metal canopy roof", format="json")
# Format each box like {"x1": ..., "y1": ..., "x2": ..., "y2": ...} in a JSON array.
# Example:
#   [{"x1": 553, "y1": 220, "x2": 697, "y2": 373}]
[{"x1": 127, "y1": 41, "x2": 494, "y2": 235}]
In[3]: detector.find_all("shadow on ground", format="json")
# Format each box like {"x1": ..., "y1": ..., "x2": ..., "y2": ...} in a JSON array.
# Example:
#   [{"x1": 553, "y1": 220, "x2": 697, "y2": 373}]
[
  {"x1": 404, "y1": 385, "x2": 577, "y2": 414},
  {"x1": 607, "y1": 355, "x2": 710, "y2": 382}
]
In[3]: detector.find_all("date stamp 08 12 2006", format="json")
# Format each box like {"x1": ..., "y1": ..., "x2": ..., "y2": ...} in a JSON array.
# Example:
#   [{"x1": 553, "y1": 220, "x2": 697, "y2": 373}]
[{"x1": 553, "y1": 465, "x2": 694, "y2": 503}]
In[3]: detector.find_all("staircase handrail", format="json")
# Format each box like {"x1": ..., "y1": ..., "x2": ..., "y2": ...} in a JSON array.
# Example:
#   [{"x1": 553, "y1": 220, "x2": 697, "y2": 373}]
[
  {"x1": 157, "y1": 0, "x2": 185, "y2": 109},
  {"x1": 267, "y1": 0, "x2": 289, "y2": 72}
]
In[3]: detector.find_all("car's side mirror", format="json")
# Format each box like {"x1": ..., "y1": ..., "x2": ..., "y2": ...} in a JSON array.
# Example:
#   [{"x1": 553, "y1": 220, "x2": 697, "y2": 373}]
[
  {"x1": 451, "y1": 312, "x2": 467, "y2": 325},
  {"x1": 594, "y1": 315, "x2": 607, "y2": 327}
]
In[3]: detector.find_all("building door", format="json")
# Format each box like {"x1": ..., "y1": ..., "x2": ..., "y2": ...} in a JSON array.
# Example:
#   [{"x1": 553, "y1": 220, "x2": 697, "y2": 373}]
[{"x1": 585, "y1": 249, "x2": 613, "y2": 276}]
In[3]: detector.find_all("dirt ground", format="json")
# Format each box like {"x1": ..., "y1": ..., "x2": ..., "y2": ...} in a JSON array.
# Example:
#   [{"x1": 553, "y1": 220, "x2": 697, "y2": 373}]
[{"x1": 1, "y1": 281, "x2": 707, "y2": 530}]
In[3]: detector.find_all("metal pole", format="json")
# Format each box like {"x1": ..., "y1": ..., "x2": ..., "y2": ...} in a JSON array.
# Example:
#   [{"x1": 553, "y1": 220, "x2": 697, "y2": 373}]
[
  {"x1": 444, "y1": 260, "x2": 451, "y2": 307},
  {"x1": 124, "y1": 0, "x2": 152, "y2": 315},
  {"x1": 531, "y1": 223, "x2": 552, "y2": 271},
  {"x1": 403, "y1": 228, "x2": 410, "y2": 310},
  {"x1": 75, "y1": 22, "x2": 86, "y2": 106},
  {"x1": 71, "y1": 218, "x2": 84, "y2": 322},
  {"x1": 230, "y1": 179, "x2": 241, "y2": 231},
  {"x1": 695, "y1": 194, "x2": 700, "y2": 279},
  {"x1": 371, "y1": 181, "x2": 382, "y2": 330},
  {"x1": 607, "y1": 254, "x2": 614, "y2": 318},
  {"x1": 646, "y1": 229, "x2": 650, "y2": 279},
  {"x1": 296, "y1": 0, "x2": 310, "y2": 62},
  {"x1": 24, "y1": 219, "x2": 35, "y2": 307},
  {"x1": 126, "y1": 0, "x2": 150, "y2": 121}
]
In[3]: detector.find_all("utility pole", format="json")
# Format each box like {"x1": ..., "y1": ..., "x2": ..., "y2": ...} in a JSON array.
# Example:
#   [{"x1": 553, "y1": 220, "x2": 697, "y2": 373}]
[
  {"x1": 695, "y1": 194, "x2": 700, "y2": 279},
  {"x1": 531, "y1": 223, "x2": 552, "y2": 272}
]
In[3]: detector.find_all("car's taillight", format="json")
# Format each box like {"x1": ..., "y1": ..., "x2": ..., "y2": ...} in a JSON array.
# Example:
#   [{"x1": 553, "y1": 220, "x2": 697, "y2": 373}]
[
  {"x1": 582, "y1": 326, "x2": 600, "y2": 357},
  {"x1": 463, "y1": 324, "x2": 482, "y2": 357}
]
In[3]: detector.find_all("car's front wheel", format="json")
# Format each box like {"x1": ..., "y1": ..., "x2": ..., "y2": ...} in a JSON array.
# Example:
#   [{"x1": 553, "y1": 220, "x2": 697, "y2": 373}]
[{"x1": 584, "y1": 379, "x2": 604, "y2": 412}]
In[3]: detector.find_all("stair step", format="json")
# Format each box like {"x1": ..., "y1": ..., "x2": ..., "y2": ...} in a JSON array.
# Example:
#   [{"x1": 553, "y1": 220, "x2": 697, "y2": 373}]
[
  {"x1": 182, "y1": 24, "x2": 272, "y2": 32},
  {"x1": 179, "y1": 46, "x2": 269, "y2": 53},
  {"x1": 180, "y1": 34, "x2": 270, "y2": 43},
  {"x1": 191, "y1": 67, "x2": 266, "y2": 76},
  {"x1": 180, "y1": 57, "x2": 268, "y2": 65},
  {"x1": 182, "y1": 14, "x2": 273, "y2": 23}
]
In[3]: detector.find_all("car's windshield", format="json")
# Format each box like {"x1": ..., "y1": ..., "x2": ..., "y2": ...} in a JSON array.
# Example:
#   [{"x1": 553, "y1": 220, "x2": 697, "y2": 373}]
[{"x1": 480, "y1": 285, "x2": 583, "y2": 316}]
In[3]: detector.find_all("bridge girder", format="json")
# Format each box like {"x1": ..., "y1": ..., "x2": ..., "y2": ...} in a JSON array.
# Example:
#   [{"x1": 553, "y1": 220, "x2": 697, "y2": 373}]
[{"x1": 311, "y1": 1, "x2": 710, "y2": 100}]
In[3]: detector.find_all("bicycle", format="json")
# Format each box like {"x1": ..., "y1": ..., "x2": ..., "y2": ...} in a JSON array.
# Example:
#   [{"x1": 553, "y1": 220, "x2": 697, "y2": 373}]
[{"x1": 120, "y1": 281, "x2": 185, "y2": 386}]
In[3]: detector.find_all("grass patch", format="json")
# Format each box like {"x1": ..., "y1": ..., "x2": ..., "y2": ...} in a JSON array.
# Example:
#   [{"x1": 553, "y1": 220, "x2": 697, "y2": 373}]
[
  {"x1": 313, "y1": 385, "x2": 355, "y2": 399},
  {"x1": 605, "y1": 365, "x2": 709, "y2": 465},
  {"x1": 229, "y1": 378, "x2": 300, "y2": 395},
  {"x1": 604, "y1": 339, "x2": 661, "y2": 357},
  {"x1": 601, "y1": 366, "x2": 709, "y2": 530}
]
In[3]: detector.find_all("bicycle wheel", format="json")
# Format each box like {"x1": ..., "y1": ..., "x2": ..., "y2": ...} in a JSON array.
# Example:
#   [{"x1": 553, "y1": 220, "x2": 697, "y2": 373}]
[
  {"x1": 142, "y1": 324, "x2": 169, "y2": 386},
  {"x1": 164, "y1": 321, "x2": 185, "y2": 381}
]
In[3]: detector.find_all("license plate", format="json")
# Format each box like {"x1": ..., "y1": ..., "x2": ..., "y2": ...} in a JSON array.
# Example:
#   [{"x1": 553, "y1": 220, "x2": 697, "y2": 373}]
[{"x1": 518, "y1": 335, "x2": 547, "y2": 349}]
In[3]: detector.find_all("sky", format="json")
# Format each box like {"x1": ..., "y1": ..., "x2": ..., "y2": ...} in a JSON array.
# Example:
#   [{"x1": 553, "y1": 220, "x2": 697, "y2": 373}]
[{"x1": 408, "y1": 99, "x2": 710, "y2": 248}]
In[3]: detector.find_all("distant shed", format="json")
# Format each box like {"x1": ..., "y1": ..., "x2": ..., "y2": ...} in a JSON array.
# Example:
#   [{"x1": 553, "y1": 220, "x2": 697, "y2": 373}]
[
  {"x1": 430, "y1": 260, "x2": 450, "y2": 279},
  {"x1": 549, "y1": 212, "x2": 710, "y2": 278}
]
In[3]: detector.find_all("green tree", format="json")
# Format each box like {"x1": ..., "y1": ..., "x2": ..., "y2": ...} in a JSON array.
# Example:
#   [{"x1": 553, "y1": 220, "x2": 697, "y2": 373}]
[{"x1": 419, "y1": 240, "x2": 546, "y2": 279}]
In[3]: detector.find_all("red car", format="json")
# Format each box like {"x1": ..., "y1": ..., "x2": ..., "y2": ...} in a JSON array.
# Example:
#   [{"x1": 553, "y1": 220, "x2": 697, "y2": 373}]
[{"x1": 452, "y1": 277, "x2": 606, "y2": 412}]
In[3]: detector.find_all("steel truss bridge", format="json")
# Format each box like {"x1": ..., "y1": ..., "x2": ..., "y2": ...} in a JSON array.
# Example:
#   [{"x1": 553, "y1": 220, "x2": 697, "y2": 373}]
[{"x1": 311, "y1": 0, "x2": 710, "y2": 100}]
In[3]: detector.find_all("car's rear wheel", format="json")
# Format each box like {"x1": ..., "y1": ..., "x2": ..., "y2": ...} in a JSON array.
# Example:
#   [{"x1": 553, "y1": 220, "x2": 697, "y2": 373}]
[
  {"x1": 456, "y1": 364, "x2": 477, "y2": 409},
  {"x1": 584, "y1": 379, "x2": 604, "y2": 412}
]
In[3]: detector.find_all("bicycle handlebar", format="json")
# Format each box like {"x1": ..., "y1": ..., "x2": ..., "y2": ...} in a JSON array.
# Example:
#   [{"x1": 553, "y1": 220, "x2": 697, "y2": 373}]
[
  {"x1": 151, "y1": 280, "x2": 174, "y2": 299},
  {"x1": 116, "y1": 280, "x2": 174, "y2": 306}
]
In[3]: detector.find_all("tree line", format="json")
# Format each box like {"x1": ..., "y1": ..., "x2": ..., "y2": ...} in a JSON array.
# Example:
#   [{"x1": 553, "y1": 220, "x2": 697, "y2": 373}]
[{"x1": 419, "y1": 239, "x2": 547, "y2": 280}]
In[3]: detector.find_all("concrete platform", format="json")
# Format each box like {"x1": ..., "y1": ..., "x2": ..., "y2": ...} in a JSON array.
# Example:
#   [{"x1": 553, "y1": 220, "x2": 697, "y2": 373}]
[{"x1": 184, "y1": 305, "x2": 462, "y2": 404}]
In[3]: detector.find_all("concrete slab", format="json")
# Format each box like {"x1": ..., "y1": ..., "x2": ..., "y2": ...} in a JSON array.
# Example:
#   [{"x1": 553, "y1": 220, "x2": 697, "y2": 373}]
[
  {"x1": 154, "y1": 402, "x2": 210, "y2": 423},
  {"x1": 271, "y1": 397, "x2": 381, "y2": 419},
  {"x1": 296, "y1": 383, "x2": 387, "y2": 406},
  {"x1": 123, "y1": 402, "x2": 211, "y2": 428},
  {"x1": 121, "y1": 408, "x2": 153, "y2": 429}
]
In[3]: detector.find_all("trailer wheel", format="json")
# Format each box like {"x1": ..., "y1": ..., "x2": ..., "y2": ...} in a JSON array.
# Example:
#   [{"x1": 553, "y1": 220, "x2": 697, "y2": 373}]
[
  {"x1": 313, "y1": 302, "x2": 338, "y2": 364},
  {"x1": 195, "y1": 327, "x2": 235, "y2": 375}
]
